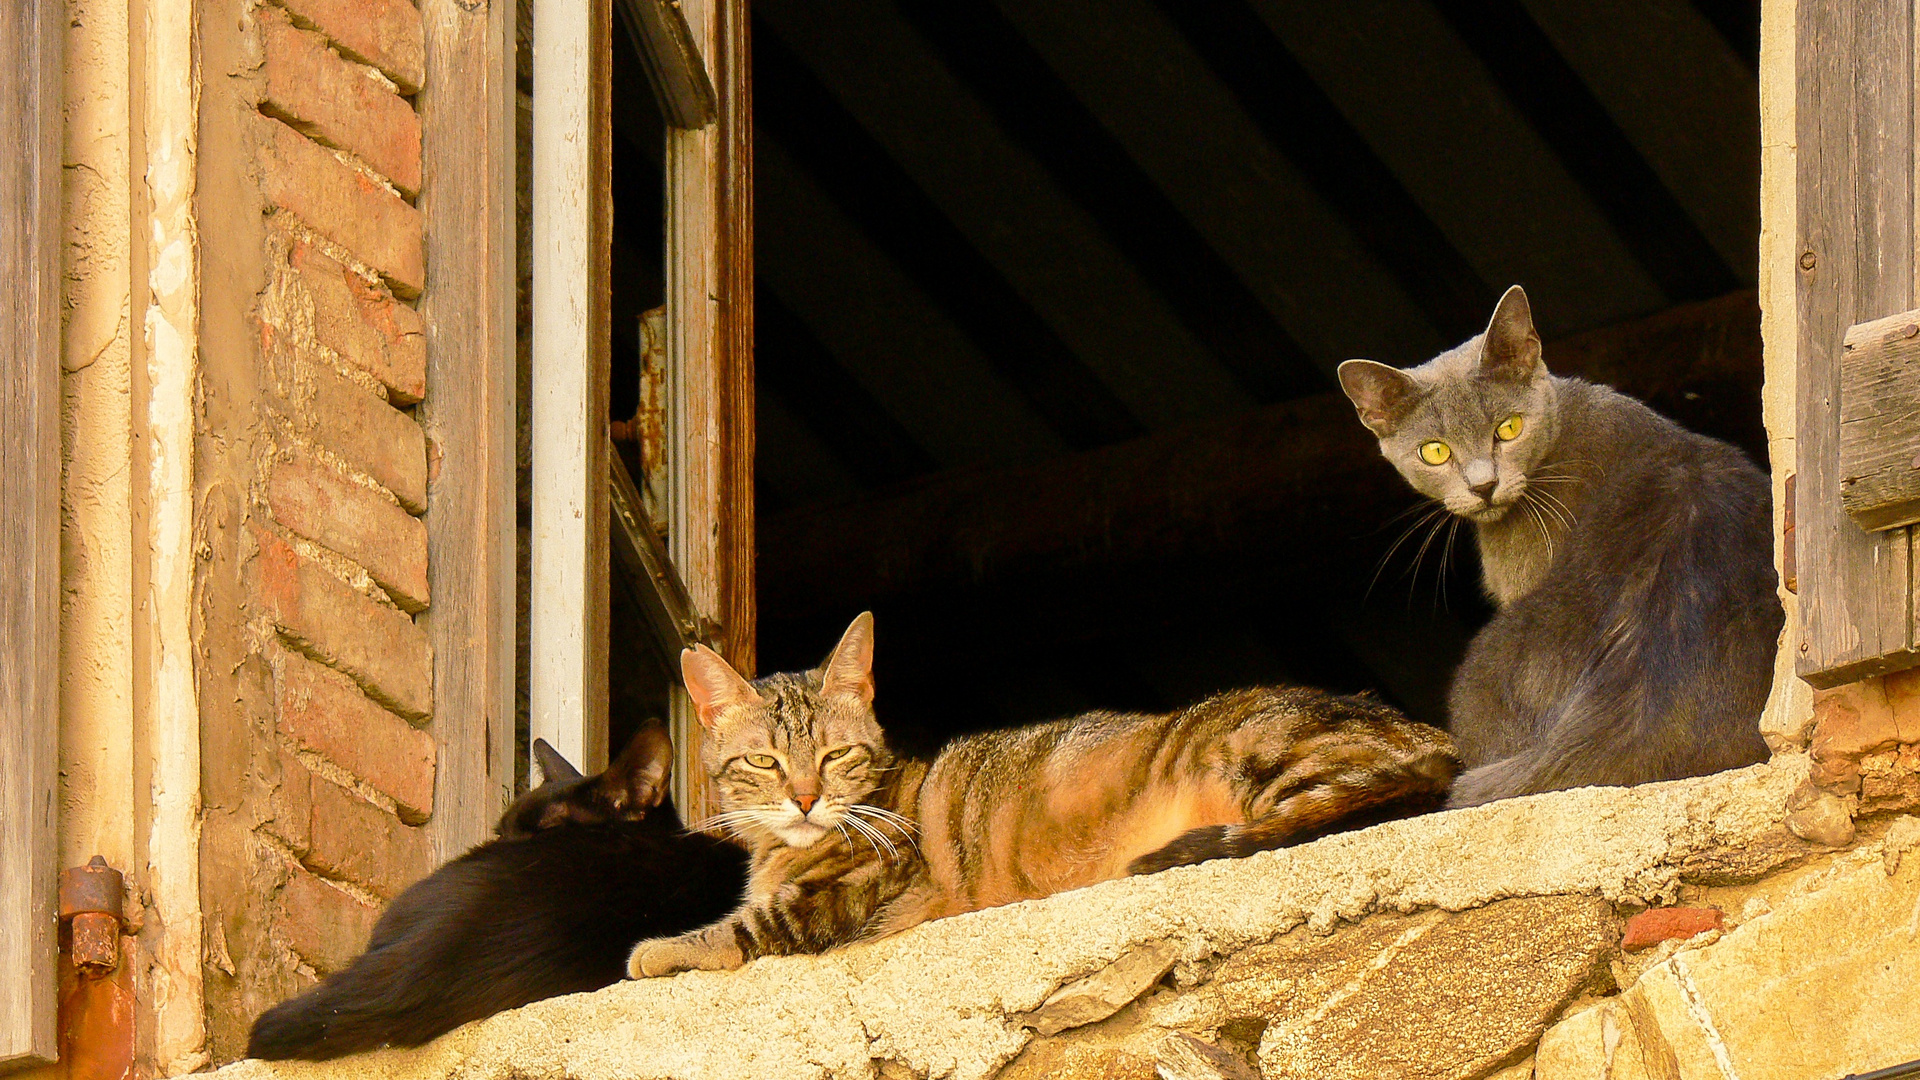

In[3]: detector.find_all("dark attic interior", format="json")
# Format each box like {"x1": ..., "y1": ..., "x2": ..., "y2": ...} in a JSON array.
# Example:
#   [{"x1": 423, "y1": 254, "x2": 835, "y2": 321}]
[{"x1": 600, "y1": 0, "x2": 1765, "y2": 761}]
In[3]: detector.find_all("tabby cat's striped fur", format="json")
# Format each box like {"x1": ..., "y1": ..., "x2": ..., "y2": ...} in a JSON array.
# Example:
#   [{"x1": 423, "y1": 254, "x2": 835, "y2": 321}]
[{"x1": 627, "y1": 613, "x2": 1457, "y2": 978}]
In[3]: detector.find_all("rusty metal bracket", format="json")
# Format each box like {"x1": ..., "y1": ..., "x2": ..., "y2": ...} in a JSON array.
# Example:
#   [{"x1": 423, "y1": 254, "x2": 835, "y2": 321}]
[{"x1": 59, "y1": 855, "x2": 126, "y2": 973}]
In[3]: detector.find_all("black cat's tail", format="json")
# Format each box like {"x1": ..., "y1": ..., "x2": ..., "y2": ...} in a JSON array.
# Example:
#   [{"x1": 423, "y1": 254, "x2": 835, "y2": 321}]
[{"x1": 247, "y1": 946, "x2": 438, "y2": 1061}]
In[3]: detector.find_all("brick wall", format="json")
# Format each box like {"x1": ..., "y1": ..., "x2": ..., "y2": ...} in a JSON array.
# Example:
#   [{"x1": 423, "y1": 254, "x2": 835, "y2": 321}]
[
  {"x1": 1783, "y1": 670, "x2": 1920, "y2": 847},
  {"x1": 196, "y1": 0, "x2": 438, "y2": 1059}
]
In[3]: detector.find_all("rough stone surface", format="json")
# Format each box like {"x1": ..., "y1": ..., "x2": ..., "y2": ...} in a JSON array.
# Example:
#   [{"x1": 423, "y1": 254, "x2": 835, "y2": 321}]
[
  {"x1": 267, "y1": 452, "x2": 428, "y2": 611},
  {"x1": 1017, "y1": 941, "x2": 1177, "y2": 1037},
  {"x1": 212, "y1": 760, "x2": 1815, "y2": 1080},
  {"x1": 1785, "y1": 778, "x2": 1857, "y2": 847},
  {"x1": 255, "y1": 529, "x2": 433, "y2": 720},
  {"x1": 274, "y1": 648, "x2": 435, "y2": 821},
  {"x1": 1535, "y1": 831, "x2": 1920, "y2": 1080},
  {"x1": 255, "y1": 116, "x2": 424, "y2": 296},
  {"x1": 282, "y1": 867, "x2": 381, "y2": 975},
  {"x1": 287, "y1": 238, "x2": 428, "y2": 405},
  {"x1": 272, "y1": 0, "x2": 425, "y2": 93},
  {"x1": 1862, "y1": 742, "x2": 1920, "y2": 811},
  {"x1": 1621, "y1": 906, "x2": 1724, "y2": 952},
  {"x1": 258, "y1": 3, "x2": 421, "y2": 195}
]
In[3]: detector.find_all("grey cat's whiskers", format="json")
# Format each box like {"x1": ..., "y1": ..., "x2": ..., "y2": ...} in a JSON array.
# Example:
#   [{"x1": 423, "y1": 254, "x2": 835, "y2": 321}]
[
  {"x1": 1403, "y1": 509, "x2": 1454, "y2": 608},
  {"x1": 1530, "y1": 487, "x2": 1576, "y2": 531},
  {"x1": 1435, "y1": 516, "x2": 1463, "y2": 613},
  {"x1": 1367, "y1": 505, "x2": 1449, "y2": 601}
]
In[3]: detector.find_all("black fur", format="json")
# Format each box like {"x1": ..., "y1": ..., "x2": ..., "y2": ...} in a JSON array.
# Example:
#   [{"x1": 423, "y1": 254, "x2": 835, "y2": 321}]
[{"x1": 246, "y1": 727, "x2": 747, "y2": 1060}]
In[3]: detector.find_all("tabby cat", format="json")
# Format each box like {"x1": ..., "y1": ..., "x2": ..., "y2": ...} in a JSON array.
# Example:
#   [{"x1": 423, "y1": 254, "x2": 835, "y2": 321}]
[
  {"x1": 1337, "y1": 285, "x2": 1780, "y2": 807},
  {"x1": 626, "y1": 613, "x2": 1455, "y2": 978},
  {"x1": 248, "y1": 724, "x2": 747, "y2": 1060}
]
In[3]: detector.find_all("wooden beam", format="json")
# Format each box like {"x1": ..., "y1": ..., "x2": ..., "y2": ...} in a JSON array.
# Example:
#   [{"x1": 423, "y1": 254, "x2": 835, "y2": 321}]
[
  {"x1": 761, "y1": 291, "x2": 1766, "y2": 631},
  {"x1": 610, "y1": 437, "x2": 710, "y2": 653},
  {"x1": 613, "y1": 0, "x2": 716, "y2": 128},
  {"x1": 753, "y1": 25, "x2": 1147, "y2": 449},
  {"x1": 0, "y1": 0, "x2": 61, "y2": 1061},
  {"x1": 1431, "y1": 0, "x2": 1741, "y2": 303},
  {"x1": 1153, "y1": 0, "x2": 1496, "y2": 341},
  {"x1": 893, "y1": 0, "x2": 1326, "y2": 402},
  {"x1": 417, "y1": 0, "x2": 519, "y2": 856}
]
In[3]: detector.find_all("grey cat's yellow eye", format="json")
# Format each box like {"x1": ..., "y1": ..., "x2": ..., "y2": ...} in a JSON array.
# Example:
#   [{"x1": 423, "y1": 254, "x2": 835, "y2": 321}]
[
  {"x1": 821, "y1": 746, "x2": 852, "y2": 763},
  {"x1": 744, "y1": 754, "x2": 778, "y2": 770},
  {"x1": 1495, "y1": 414, "x2": 1524, "y2": 442},
  {"x1": 1418, "y1": 441, "x2": 1452, "y2": 466}
]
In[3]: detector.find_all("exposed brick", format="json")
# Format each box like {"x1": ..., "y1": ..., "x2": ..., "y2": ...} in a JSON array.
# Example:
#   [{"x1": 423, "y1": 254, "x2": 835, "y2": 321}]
[
  {"x1": 274, "y1": 648, "x2": 436, "y2": 820},
  {"x1": 1862, "y1": 743, "x2": 1920, "y2": 812},
  {"x1": 267, "y1": 452, "x2": 429, "y2": 611},
  {"x1": 290, "y1": 238, "x2": 426, "y2": 404},
  {"x1": 272, "y1": 0, "x2": 424, "y2": 94},
  {"x1": 259, "y1": 5, "x2": 421, "y2": 198},
  {"x1": 255, "y1": 528, "x2": 432, "y2": 719},
  {"x1": 275, "y1": 349, "x2": 427, "y2": 512},
  {"x1": 305, "y1": 776, "x2": 430, "y2": 899},
  {"x1": 1813, "y1": 678, "x2": 1920, "y2": 762},
  {"x1": 269, "y1": 749, "x2": 315, "y2": 855},
  {"x1": 1621, "y1": 906, "x2": 1723, "y2": 952},
  {"x1": 256, "y1": 116, "x2": 424, "y2": 297},
  {"x1": 282, "y1": 866, "x2": 380, "y2": 974}
]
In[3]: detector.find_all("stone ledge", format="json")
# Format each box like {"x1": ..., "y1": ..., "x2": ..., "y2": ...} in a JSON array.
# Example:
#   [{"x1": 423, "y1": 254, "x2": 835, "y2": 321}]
[{"x1": 213, "y1": 757, "x2": 1815, "y2": 1080}]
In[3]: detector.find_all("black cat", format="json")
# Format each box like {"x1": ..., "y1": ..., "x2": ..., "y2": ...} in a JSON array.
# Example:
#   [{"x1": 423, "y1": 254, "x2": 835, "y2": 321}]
[{"x1": 247, "y1": 724, "x2": 748, "y2": 1060}]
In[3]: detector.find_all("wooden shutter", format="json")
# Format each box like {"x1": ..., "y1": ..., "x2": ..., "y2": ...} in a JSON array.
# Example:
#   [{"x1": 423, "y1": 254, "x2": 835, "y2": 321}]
[
  {"x1": 1795, "y1": 0, "x2": 1920, "y2": 688},
  {"x1": 0, "y1": 0, "x2": 62, "y2": 1065}
]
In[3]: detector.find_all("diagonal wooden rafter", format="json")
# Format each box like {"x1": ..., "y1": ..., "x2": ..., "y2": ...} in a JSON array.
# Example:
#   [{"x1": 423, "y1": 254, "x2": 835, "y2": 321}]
[
  {"x1": 893, "y1": 0, "x2": 1328, "y2": 402},
  {"x1": 1155, "y1": 0, "x2": 1498, "y2": 342},
  {"x1": 1430, "y1": 0, "x2": 1742, "y2": 303},
  {"x1": 755, "y1": 23, "x2": 1148, "y2": 450}
]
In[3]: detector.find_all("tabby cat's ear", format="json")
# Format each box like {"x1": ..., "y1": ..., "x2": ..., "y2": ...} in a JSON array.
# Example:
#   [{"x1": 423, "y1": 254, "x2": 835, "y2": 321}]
[
  {"x1": 1337, "y1": 359, "x2": 1421, "y2": 436},
  {"x1": 1477, "y1": 285, "x2": 1544, "y2": 384},
  {"x1": 532, "y1": 738, "x2": 584, "y2": 786},
  {"x1": 681, "y1": 644, "x2": 764, "y2": 729},
  {"x1": 602, "y1": 721, "x2": 672, "y2": 811},
  {"x1": 820, "y1": 611, "x2": 876, "y2": 704}
]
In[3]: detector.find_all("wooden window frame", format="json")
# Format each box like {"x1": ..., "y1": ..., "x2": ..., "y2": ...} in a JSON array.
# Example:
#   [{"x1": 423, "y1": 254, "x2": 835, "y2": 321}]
[
  {"x1": 530, "y1": 0, "x2": 750, "y2": 812},
  {"x1": 0, "y1": 0, "x2": 62, "y2": 1065},
  {"x1": 1795, "y1": 0, "x2": 1920, "y2": 688}
]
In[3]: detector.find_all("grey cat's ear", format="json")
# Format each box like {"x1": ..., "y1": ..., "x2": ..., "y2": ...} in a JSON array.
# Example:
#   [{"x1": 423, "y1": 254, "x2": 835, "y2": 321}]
[
  {"x1": 601, "y1": 721, "x2": 672, "y2": 811},
  {"x1": 1337, "y1": 359, "x2": 1421, "y2": 436},
  {"x1": 532, "y1": 738, "x2": 584, "y2": 785},
  {"x1": 1478, "y1": 285, "x2": 1544, "y2": 384},
  {"x1": 681, "y1": 644, "x2": 765, "y2": 729},
  {"x1": 820, "y1": 611, "x2": 876, "y2": 704}
]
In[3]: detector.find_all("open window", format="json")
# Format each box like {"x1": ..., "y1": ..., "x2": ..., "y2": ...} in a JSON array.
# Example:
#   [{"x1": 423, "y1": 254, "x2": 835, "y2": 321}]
[
  {"x1": 522, "y1": 0, "x2": 751, "y2": 821},
  {"x1": 751, "y1": 0, "x2": 1766, "y2": 755}
]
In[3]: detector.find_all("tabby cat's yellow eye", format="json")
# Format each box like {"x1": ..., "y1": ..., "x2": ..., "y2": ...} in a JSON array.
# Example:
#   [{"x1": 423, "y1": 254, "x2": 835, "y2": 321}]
[
  {"x1": 1418, "y1": 441, "x2": 1452, "y2": 466},
  {"x1": 822, "y1": 746, "x2": 852, "y2": 763},
  {"x1": 745, "y1": 754, "x2": 778, "y2": 770},
  {"x1": 1495, "y1": 414, "x2": 1525, "y2": 442}
]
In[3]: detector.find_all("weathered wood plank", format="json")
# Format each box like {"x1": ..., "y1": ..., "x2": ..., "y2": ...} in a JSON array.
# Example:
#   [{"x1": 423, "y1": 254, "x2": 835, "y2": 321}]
[
  {"x1": 417, "y1": 0, "x2": 519, "y2": 859},
  {"x1": 1794, "y1": 0, "x2": 1918, "y2": 687},
  {"x1": 0, "y1": 0, "x2": 62, "y2": 1062},
  {"x1": 664, "y1": 0, "x2": 751, "y2": 826},
  {"x1": 610, "y1": 436, "x2": 710, "y2": 654},
  {"x1": 1839, "y1": 309, "x2": 1920, "y2": 531},
  {"x1": 614, "y1": 0, "x2": 715, "y2": 128}
]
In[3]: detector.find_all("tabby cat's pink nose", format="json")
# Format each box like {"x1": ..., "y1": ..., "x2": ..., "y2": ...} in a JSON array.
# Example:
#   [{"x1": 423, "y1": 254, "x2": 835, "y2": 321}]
[{"x1": 794, "y1": 794, "x2": 818, "y2": 814}]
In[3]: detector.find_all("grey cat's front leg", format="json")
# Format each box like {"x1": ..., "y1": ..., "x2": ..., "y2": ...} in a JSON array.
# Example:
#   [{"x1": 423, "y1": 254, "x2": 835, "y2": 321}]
[{"x1": 627, "y1": 918, "x2": 746, "y2": 978}]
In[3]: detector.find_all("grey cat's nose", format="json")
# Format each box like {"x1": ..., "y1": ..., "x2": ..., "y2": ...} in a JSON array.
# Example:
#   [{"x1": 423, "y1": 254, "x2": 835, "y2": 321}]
[
  {"x1": 1469, "y1": 480, "x2": 1497, "y2": 502},
  {"x1": 794, "y1": 793, "x2": 818, "y2": 814}
]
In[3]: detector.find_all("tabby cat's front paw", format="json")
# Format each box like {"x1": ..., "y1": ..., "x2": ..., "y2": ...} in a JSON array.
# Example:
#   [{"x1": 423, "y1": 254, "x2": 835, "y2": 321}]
[{"x1": 626, "y1": 933, "x2": 745, "y2": 978}]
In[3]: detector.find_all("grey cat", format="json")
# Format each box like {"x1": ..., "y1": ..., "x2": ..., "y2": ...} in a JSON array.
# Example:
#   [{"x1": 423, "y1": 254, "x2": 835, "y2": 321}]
[{"x1": 1337, "y1": 285, "x2": 1780, "y2": 807}]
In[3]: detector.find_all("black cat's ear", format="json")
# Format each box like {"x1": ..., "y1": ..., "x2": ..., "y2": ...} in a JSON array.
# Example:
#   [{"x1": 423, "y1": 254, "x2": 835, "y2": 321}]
[
  {"x1": 602, "y1": 721, "x2": 673, "y2": 812},
  {"x1": 820, "y1": 611, "x2": 876, "y2": 704},
  {"x1": 1337, "y1": 359, "x2": 1421, "y2": 436},
  {"x1": 682, "y1": 644, "x2": 764, "y2": 729},
  {"x1": 1478, "y1": 285, "x2": 1544, "y2": 384},
  {"x1": 533, "y1": 738, "x2": 584, "y2": 786}
]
